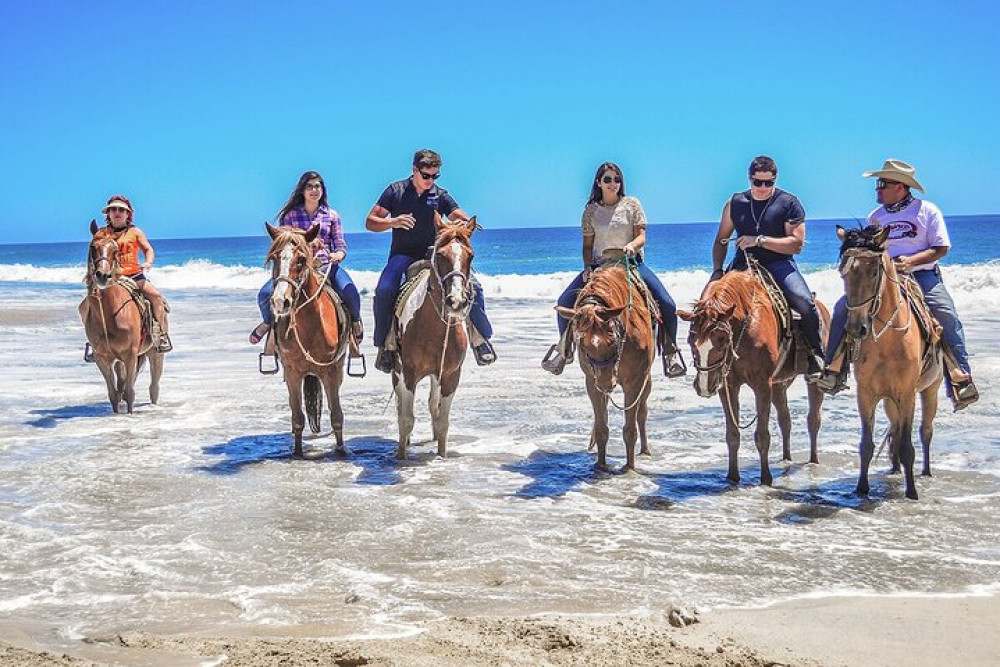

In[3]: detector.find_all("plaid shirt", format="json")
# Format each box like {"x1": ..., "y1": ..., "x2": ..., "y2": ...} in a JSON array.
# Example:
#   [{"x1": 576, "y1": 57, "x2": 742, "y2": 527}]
[{"x1": 280, "y1": 205, "x2": 347, "y2": 268}]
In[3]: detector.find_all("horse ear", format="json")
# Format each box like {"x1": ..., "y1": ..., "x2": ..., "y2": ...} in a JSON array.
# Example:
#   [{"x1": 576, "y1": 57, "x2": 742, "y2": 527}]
[
  {"x1": 466, "y1": 215, "x2": 478, "y2": 235},
  {"x1": 599, "y1": 306, "x2": 626, "y2": 321},
  {"x1": 677, "y1": 309, "x2": 694, "y2": 322},
  {"x1": 304, "y1": 223, "x2": 320, "y2": 243},
  {"x1": 89, "y1": 219, "x2": 99, "y2": 236},
  {"x1": 836, "y1": 225, "x2": 846, "y2": 241},
  {"x1": 555, "y1": 306, "x2": 577, "y2": 320},
  {"x1": 266, "y1": 222, "x2": 280, "y2": 239},
  {"x1": 874, "y1": 225, "x2": 891, "y2": 247},
  {"x1": 721, "y1": 303, "x2": 737, "y2": 320}
]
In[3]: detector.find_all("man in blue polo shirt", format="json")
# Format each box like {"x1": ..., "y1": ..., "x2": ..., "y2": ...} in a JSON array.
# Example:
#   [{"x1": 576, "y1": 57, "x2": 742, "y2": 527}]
[{"x1": 366, "y1": 149, "x2": 496, "y2": 374}]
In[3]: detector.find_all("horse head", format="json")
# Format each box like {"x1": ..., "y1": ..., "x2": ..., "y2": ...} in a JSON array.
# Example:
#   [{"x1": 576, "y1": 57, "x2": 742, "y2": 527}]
[
  {"x1": 679, "y1": 276, "x2": 747, "y2": 398},
  {"x1": 837, "y1": 224, "x2": 890, "y2": 338},
  {"x1": 265, "y1": 222, "x2": 319, "y2": 319},
  {"x1": 432, "y1": 216, "x2": 477, "y2": 316},
  {"x1": 88, "y1": 219, "x2": 120, "y2": 289},
  {"x1": 557, "y1": 297, "x2": 627, "y2": 386}
]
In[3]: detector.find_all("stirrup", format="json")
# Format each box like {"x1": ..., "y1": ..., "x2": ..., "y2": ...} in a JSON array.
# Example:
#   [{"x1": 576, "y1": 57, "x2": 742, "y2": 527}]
[
  {"x1": 952, "y1": 379, "x2": 979, "y2": 412},
  {"x1": 258, "y1": 352, "x2": 279, "y2": 375},
  {"x1": 541, "y1": 344, "x2": 567, "y2": 375},
  {"x1": 473, "y1": 340, "x2": 496, "y2": 366},
  {"x1": 375, "y1": 348, "x2": 396, "y2": 374},
  {"x1": 84, "y1": 342, "x2": 95, "y2": 363},
  {"x1": 347, "y1": 353, "x2": 367, "y2": 378},
  {"x1": 157, "y1": 333, "x2": 173, "y2": 353},
  {"x1": 662, "y1": 344, "x2": 687, "y2": 378},
  {"x1": 816, "y1": 369, "x2": 848, "y2": 395}
]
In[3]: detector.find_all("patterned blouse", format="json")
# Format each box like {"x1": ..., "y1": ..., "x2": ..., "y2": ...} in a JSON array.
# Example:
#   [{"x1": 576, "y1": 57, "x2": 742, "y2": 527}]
[
  {"x1": 581, "y1": 196, "x2": 647, "y2": 264},
  {"x1": 280, "y1": 205, "x2": 347, "y2": 268}
]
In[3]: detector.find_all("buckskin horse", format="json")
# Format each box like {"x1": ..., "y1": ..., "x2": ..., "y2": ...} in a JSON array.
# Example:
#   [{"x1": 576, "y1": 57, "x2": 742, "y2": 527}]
[
  {"x1": 678, "y1": 267, "x2": 829, "y2": 487},
  {"x1": 555, "y1": 261, "x2": 655, "y2": 471},
  {"x1": 265, "y1": 223, "x2": 349, "y2": 457},
  {"x1": 79, "y1": 220, "x2": 163, "y2": 413},
  {"x1": 836, "y1": 225, "x2": 944, "y2": 500},
  {"x1": 391, "y1": 218, "x2": 479, "y2": 460}
]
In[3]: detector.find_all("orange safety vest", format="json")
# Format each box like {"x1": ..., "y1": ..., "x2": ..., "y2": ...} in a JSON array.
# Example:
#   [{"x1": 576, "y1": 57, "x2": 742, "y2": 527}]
[{"x1": 113, "y1": 226, "x2": 142, "y2": 276}]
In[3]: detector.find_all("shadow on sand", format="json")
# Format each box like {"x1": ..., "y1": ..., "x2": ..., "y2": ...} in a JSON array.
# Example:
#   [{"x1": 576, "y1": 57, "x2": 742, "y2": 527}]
[
  {"x1": 26, "y1": 403, "x2": 114, "y2": 428},
  {"x1": 503, "y1": 449, "x2": 630, "y2": 499}
]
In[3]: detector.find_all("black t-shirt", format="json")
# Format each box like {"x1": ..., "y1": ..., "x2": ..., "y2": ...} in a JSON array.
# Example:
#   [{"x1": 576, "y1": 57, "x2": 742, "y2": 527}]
[
  {"x1": 376, "y1": 178, "x2": 460, "y2": 258},
  {"x1": 729, "y1": 188, "x2": 805, "y2": 265}
]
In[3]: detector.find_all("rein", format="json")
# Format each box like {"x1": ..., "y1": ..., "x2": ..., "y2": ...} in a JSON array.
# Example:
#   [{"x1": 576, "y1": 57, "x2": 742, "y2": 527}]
[
  {"x1": 841, "y1": 250, "x2": 912, "y2": 341},
  {"x1": 274, "y1": 243, "x2": 342, "y2": 367}
]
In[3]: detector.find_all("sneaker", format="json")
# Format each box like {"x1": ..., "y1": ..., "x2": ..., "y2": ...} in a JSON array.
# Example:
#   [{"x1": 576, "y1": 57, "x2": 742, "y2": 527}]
[
  {"x1": 816, "y1": 368, "x2": 848, "y2": 395},
  {"x1": 541, "y1": 344, "x2": 567, "y2": 375},
  {"x1": 805, "y1": 353, "x2": 825, "y2": 382},
  {"x1": 473, "y1": 340, "x2": 497, "y2": 366},
  {"x1": 953, "y1": 379, "x2": 979, "y2": 412},
  {"x1": 375, "y1": 348, "x2": 396, "y2": 374},
  {"x1": 664, "y1": 354, "x2": 687, "y2": 378}
]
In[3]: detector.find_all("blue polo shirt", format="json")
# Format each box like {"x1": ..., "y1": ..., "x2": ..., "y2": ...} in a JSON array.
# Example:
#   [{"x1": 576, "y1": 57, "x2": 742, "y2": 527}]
[
  {"x1": 729, "y1": 188, "x2": 805, "y2": 266},
  {"x1": 376, "y1": 177, "x2": 460, "y2": 258}
]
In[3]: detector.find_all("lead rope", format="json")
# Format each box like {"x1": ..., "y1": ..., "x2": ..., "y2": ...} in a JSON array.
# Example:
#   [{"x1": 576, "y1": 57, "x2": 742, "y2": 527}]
[{"x1": 285, "y1": 259, "x2": 341, "y2": 367}]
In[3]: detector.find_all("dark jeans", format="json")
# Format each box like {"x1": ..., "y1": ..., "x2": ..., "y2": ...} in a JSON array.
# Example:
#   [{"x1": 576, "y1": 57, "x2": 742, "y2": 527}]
[
  {"x1": 825, "y1": 267, "x2": 971, "y2": 374},
  {"x1": 257, "y1": 264, "x2": 361, "y2": 324},
  {"x1": 372, "y1": 253, "x2": 491, "y2": 347},
  {"x1": 733, "y1": 256, "x2": 824, "y2": 355},
  {"x1": 555, "y1": 260, "x2": 678, "y2": 344}
]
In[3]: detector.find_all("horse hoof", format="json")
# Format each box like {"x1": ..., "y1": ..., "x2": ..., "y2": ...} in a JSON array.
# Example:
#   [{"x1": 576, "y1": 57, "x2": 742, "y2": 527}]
[{"x1": 906, "y1": 490, "x2": 919, "y2": 501}]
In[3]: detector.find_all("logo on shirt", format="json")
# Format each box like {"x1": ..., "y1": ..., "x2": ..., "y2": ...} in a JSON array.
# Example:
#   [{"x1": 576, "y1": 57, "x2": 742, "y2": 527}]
[
  {"x1": 426, "y1": 195, "x2": 439, "y2": 210},
  {"x1": 884, "y1": 220, "x2": 918, "y2": 239}
]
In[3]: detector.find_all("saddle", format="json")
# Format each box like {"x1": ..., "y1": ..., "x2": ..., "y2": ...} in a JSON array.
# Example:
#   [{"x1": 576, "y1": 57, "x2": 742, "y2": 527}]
[
  {"x1": 743, "y1": 257, "x2": 812, "y2": 378},
  {"x1": 116, "y1": 276, "x2": 157, "y2": 346},
  {"x1": 385, "y1": 265, "x2": 432, "y2": 353}
]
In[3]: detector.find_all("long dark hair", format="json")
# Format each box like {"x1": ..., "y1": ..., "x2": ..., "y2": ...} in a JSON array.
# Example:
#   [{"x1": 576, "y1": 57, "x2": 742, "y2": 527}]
[
  {"x1": 277, "y1": 171, "x2": 328, "y2": 222},
  {"x1": 587, "y1": 162, "x2": 626, "y2": 204}
]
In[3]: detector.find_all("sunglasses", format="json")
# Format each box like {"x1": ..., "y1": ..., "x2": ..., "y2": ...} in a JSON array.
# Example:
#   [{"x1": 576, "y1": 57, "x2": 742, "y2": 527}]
[
  {"x1": 751, "y1": 178, "x2": 776, "y2": 188},
  {"x1": 876, "y1": 178, "x2": 901, "y2": 190},
  {"x1": 304, "y1": 183, "x2": 323, "y2": 191},
  {"x1": 419, "y1": 171, "x2": 441, "y2": 180},
  {"x1": 601, "y1": 176, "x2": 622, "y2": 184}
]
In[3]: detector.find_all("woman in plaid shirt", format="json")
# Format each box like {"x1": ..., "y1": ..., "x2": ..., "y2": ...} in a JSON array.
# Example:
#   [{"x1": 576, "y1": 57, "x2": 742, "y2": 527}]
[{"x1": 250, "y1": 171, "x2": 363, "y2": 345}]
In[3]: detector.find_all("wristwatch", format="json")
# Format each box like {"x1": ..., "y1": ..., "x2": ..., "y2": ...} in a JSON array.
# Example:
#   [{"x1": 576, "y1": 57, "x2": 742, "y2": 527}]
[{"x1": 755, "y1": 235, "x2": 764, "y2": 247}]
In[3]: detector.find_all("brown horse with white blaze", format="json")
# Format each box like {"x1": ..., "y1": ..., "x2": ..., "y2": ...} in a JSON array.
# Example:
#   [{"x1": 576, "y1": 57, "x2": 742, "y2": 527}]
[
  {"x1": 265, "y1": 223, "x2": 348, "y2": 457},
  {"x1": 393, "y1": 218, "x2": 479, "y2": 460},
  {"x1": 678, "y1": 270, "x2": 829, "y2": 486},
  {"x1": 837, "y1": 225, "x2": 943, "y2": 500},
  {"x1": 556, "y1": 263, "x2": 655, "y2": 471},
  {"x1": 79, "y1": 220, "x2": 163, "y2": 413}
]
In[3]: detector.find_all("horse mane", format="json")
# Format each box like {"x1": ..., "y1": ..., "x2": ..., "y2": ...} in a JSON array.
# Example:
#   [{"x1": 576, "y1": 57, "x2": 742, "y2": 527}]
[
  {"x1": 695, "y1": 271, "x2": 758, "y2": 321},
  {"x1": 839, "y1": 224, "x2": 885, "y2": 256},
  {"x1": 572, "y1": 266, "x2": 631, "y2": 332},
  {"x1": 265, "y1": 226, "x2": 316, "y2": 267},
  {"x1": 435, "y1": 223, "x2": 473, "y2": 249}
]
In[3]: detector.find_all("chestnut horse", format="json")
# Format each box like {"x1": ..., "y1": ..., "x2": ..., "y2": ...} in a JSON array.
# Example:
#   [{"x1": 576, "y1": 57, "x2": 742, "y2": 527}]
[
  {"x1": 555, "y1": 262, "x2": 654, "y2": 471},
  {"x1": 79, "y1": 220, "x2": 163, "y2": 413},
  {"x1": 393, "y1": 218, "x2": 478, "y2": 460},
  {"x1": 265, "y1": 223, "x2": 348, "y2": 457},
  {"x1": 836, "y1": 225, "x2": 944, "y2": 500},
  {"x1": 678, "y1": 269, "x2": 829, "y2": 486}
]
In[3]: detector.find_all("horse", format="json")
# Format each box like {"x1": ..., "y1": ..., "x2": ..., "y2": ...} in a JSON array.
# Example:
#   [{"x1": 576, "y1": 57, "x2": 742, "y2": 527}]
[
  {"x1": 392, "y1": 218, "x2": 479, "y2": 460},
  {"x1": 79, "y1": 220, "x2": 163, "y2": 413},
  {"x1": 265, "y1": 222, "x2": 349, "y2": 457},
  {"x1": 836, "y1": 225, "x2": 944, "y2": 500},
  {"x1": 677, "y1": 269, "x2": 829, "y2": 487},
  {"x1": 555, "y1": 261, "x2": 655, "y2": 471}
]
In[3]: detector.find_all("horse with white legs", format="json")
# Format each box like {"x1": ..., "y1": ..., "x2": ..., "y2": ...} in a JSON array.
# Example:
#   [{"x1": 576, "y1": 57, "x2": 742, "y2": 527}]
[{"x1": 392, "y1": 218, "x2": 479, "y2": 459}]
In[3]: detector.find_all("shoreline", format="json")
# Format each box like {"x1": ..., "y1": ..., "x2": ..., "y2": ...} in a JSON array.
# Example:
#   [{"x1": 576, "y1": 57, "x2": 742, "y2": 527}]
[{"x1": 1, "y1": 594, "x2": 996, "y2": 666}]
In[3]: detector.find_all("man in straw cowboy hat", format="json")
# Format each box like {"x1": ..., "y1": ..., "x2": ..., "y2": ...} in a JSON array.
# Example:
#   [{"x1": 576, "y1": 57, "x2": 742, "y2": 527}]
[{"x1": 818, "y1": 159, "x2": 979, "y2": 410}]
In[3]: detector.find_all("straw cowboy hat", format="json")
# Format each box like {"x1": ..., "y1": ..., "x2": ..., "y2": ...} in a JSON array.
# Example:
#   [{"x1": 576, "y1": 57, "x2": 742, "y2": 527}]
[{"x1": 862, "y1": 158, "x2": 925, "y2": 192}]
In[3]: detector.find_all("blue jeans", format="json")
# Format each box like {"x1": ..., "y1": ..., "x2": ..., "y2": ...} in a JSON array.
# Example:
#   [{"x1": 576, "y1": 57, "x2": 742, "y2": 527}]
[
  {"x1": 257, "y1": 264, "x2": 361, "y2": 324},
  {"x1": 372, "y1": 253, "x2": 491, "y2": 347},
  {"x1": 825, "y1": 267, "x2": 971, "y2": 374},
  {"x1": 555, "y1": 260, "x2": 678, "y2": 344}
]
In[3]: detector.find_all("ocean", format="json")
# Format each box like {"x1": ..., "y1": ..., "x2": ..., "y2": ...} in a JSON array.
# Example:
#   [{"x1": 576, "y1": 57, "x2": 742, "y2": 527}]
[{"x1": 1, "y1": 216, "x2": 999, "y2": 656}]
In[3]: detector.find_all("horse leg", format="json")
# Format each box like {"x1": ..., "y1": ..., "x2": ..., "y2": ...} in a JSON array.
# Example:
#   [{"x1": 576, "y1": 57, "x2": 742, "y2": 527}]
[
  {"x1": 122, "y1": 353, "x2": 139, "y2": 414},
  {"x1": 772, "y1": 385, "x2": 792, "y2": 462},
  {"x1": 637, "y1": 379, "x2": 651, "y2": 457},
  {"x1": 428, "y1": 376, "x2": 442, "y2": 442},
  {"x1": 394, "y1": 376, "x2": 416, "y2": 460},
  {"x1": 148, "y1": 351, "x2": 163, "y2": 405},
  {"x1": 805, "y1": 383, "x2": 823, "y2": 464},
  {"x1": 720, "y1": 381, "x2": 741, "y2": 485},
  {"x1": 894, "y1": 394, "x2": 919, "y2": 500},
  {"x1": 754, "y1": 385, "x2": 773, "y2": 486},
  {"x1": 95, "y1": 356, "x2": 120, "y2": 413},
  {"x1": 585, "y1": 376, "x2": 610, "y2": 470},
  {"x1": 322, "y1": 366, "x2": 345, "y2": 451},
  {"x1": 286, "y1": 374, "x2": 305, "y2": 457},
  {"x1": 856, "y1": 397, "x2": 878, "y2": 497},
  {"x1": 884, "y1": 400, "x2": 901, "y2": 474},
  {"x1": 434, "y1": 390, "x2": 456, "y2": 458},
  {"x1": 919, "y1": 381, "x2": 940, "y2": 477}
]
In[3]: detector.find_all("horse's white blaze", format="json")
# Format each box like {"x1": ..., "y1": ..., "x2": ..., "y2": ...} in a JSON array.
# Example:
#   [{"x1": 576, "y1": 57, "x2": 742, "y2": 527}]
[
  {"x1": 271, "y1": 245, "x2": 295, "y2": 313},
  {"x1": 591, "y1": 335, "x2": 602, "y2": 349},
  {"x1": 399, "y1": 272, "x2": 429, "y2": 334},
  {"x1": 446, "y1": 240, "x2": 465, "y2": 308},
  {"x1": 695, "y1": 337, "x2": 715, "y2": 395}
]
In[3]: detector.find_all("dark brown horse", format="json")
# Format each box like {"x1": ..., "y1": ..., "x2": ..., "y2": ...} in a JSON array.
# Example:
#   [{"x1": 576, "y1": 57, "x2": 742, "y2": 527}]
[
  {"x1": 555, "y1": 263, "x2": 655, "y2": 471},
  {"x1": 837, "y1": 225, "x2": 944, "y2": 500},
  {"x1": 393, "y1": 218, "x2": 478, "y2": 460},
  {"x1": 265, "y1": 223, "x2": 348, "y2": 457},
  {"x1": 79, "y1": 220, "x2": 163, "y2": 413},
  {"x1": 678, "y1": 270, "x2": 829, "y2": 486}
]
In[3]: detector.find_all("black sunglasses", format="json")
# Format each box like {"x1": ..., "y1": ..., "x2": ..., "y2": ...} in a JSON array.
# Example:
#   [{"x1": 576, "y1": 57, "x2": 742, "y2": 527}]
[
  {"x1": 419, "y1": 171, "x2": 441, "y2": 180},
  {"x1": 751, "y1": 178, "x2": 776, "y2": 188},
  {"x1": 876, "y1": 178, "x2": 901, "y2": 190},
  {"x1": 601, "y1": 176, "x2": 622, "y2": 184}
]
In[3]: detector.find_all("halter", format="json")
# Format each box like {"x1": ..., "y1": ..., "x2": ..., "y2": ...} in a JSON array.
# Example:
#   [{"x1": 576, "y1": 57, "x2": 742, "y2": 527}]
[
  {"x1": 88, "y1": 237, "x2": 120, "y2": 288},
  {"x1": 430, "y1": 237, "x2": 474, "y2": 322},
  {"x1": 839, "y1": 248, "x2": 910, "y2": 341}
]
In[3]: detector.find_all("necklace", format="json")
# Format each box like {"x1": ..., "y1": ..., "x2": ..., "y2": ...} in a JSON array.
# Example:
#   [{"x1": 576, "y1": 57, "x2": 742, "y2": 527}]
[{"x1": 750, "y1": 192, "x2": 774, "y2": 233}]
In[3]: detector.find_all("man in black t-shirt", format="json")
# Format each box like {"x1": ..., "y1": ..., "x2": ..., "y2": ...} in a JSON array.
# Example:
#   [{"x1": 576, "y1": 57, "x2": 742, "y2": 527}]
[
  {"x1": 708, "y1": 155, "x2": 826, "y2": 378},
  {"x1": 366, "y1": 149, "x2": 495, "y2": 374}
]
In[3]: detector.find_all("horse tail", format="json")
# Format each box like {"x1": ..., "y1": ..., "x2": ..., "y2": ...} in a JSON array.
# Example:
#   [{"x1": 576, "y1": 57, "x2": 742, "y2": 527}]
[{"x1": 304, "y1": 374, "x2": 323, "y2": 434}]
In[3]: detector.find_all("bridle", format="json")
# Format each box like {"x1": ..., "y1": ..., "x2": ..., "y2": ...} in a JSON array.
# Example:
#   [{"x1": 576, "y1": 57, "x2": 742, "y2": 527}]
[
  {"x1": 88, "y1": 237, "x2": 120, "y2": 289},
  {"x1": 268, "y1": 237, "x2": 339, "y2": 366},
  {"x1": 430, "y1": 237, "x2": 474, "y2": 321},
  {"x1": 839, "y1": 248, "x2": 909, "y2": 340},
  {"x1": 691, "y1": 316, "x2": 746, "y2": 381},
  {"x1": 574, "y1": 294, "x2": 649, "y2": 411}
]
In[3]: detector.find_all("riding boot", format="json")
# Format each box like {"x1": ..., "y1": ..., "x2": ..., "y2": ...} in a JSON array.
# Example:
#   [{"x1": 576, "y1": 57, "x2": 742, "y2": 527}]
[
  {"x1": 658, "y1": 325, "x2": 686, "y2": 378},
  {"x1": 542, "y1": 326, "x2": 573, "y2": 375},
  {"x1": 375, "y1": 347, "x2": 397, "y2": 374},
  {"x1": 953, "y1": 378, "x2": 980, "y2": 412},
  {"x1": 473, "y1": 339, "x2": 497, "y2": 366}
]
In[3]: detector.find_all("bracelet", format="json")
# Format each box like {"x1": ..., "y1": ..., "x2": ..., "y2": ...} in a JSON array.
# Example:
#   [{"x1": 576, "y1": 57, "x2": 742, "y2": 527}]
[{"x1": 755, "y1": 235, "x2": 764, "y2": 247}]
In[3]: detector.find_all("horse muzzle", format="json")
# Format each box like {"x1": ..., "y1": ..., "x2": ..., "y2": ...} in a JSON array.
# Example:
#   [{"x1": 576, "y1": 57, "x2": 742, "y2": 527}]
[{"x1": 694, "y1": 370, "x2": 720, "y2": 398}]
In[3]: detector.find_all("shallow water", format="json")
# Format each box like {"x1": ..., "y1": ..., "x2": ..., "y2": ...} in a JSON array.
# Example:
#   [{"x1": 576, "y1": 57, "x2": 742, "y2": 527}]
[{"x1": 1, "y1": 281, "x2": 998, "y2": 654}]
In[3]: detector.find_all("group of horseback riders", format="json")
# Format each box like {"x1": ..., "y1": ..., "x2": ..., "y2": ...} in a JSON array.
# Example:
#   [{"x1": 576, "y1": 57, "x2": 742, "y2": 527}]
[{"x1": 84, "y1": 150, "x2": 978, "y2": 411}]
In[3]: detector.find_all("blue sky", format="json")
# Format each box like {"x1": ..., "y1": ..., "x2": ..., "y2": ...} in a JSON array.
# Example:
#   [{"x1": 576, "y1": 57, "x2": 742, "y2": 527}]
[{"x1": 2, "y1": 1, "x2": 998, "y2": 243}]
